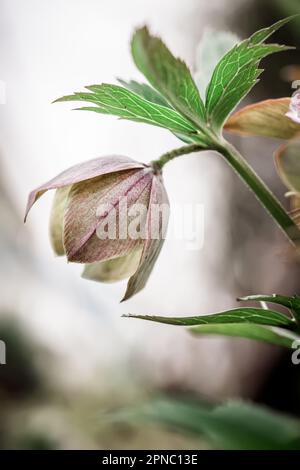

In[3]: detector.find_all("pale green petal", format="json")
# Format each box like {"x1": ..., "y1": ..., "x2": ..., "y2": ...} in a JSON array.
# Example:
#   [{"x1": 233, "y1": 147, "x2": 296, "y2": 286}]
[
  {"x1": 82, "y1": 249, "x2": 142, "y2": 283},
  {"x1": 49, "y1": 186, "x2": 70, "y2": 255}
]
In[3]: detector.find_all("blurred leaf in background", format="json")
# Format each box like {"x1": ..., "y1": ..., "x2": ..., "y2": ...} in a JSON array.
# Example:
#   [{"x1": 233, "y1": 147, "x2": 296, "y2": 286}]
[
  {"x1": 122, "y1": 397, "x2": 300, "y2": 450},
  {"x1": 0, "y1": 318, "x2": 41, "y2": 400},
  {"x1": 195, "y1": 30, "x2": 240, "y2": 100}
]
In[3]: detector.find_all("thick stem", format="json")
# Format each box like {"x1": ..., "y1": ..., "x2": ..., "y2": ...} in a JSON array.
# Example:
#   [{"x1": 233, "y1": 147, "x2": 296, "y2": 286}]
[{"x1": 217, "y1": 140, "x2": 300, "y2": 247}]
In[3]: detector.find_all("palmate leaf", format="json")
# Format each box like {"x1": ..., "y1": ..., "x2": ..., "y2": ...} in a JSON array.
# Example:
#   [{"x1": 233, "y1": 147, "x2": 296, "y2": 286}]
[
  {"x1": 131, "y1": 398, "x2": 300, "y2": 450},
  {"x1": 55, "y1": 84, "x2": 199, "y2": 137},
  {"x1": 131, "y1": 26, "x2": 206, "y2": 130},
  {"x1": 125, "y1": 307, "x2": 295, "y2": 329},
  {"x1": 205, "y1": 17, "x2": 294, "y2": 131}
]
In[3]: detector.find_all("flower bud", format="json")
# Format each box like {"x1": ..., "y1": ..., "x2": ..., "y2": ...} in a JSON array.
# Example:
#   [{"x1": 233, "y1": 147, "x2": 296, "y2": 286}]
[{"x1": 25, "y1": 155, "x2": 169, "y2": 300}]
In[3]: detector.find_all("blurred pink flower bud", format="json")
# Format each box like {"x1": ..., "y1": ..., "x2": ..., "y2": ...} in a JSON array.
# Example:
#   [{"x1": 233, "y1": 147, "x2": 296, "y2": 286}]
[
  {"x1": 286, "y1": 92, "x2": 300, "y2": 124},
  {"x1": 25, "y1": 155, "x2": 169, "y2": 300}
]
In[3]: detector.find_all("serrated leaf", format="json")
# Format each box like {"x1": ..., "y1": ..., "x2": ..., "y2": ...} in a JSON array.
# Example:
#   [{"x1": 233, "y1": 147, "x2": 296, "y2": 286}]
[
  {"x1": 131, "y1": 26, "x2": 206, "y2": 129},
  {"x1": 118, "y1": 78, "x2": 199, "y2": 144},
  {"x1": 195, "y1": 29, "x2": 240, "y2": 100},
  {"x1": 224, "y1": 98, "x2": 300, "y2": 139},
  {"x1": 275, "y1": 139, "x2": 300, "y2": 193},
  {"x1": 132, "y1": 398, "x2": 300, "y2": 450},
  {"x1": 205, "y1": 18, "x2": 294, "y2": 131},
  {"x1": 206, "y1": 43, "x2": 288, "y2": 114},
  {"x1": 55, "y1": 84, "x2": 198, "y2": 136},
  {"x1": 189, "y1": 323, "x2": 298, "y2": 348},
  {"x1": 249, "y1": 16, "x2": 296, "y2": 44},
  {"x1": 117, "y1": 78, "x2": 171, "y2": 108},
  {"x1": 210, "y1": 64, "x2": 263, "y2": 130},
  {"x1": 125, "y1": 307, "x2": 295, "y2": 329}
]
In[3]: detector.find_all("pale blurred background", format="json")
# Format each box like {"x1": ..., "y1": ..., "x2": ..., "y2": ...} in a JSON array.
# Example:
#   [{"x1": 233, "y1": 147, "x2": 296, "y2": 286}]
[{"x1": 1, "y1": 0, "x2": 300, "y2": 449}]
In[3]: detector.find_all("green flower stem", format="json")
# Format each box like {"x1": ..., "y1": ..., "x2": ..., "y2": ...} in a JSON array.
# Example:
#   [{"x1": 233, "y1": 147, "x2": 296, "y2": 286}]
[
  {"x1": 217, "y1": 140, "x2": 300, "y2": 247},
  {"x1": 152, "y1": 139, "x2": 300, "y2": 248},
  {"x1": 150, "y1": 144, "x2": 206, "y2": 172}
]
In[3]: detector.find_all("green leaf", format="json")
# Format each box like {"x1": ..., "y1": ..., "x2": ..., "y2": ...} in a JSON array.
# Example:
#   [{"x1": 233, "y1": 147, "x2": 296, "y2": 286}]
[
  {"x1": 55, "y1": 84, "x2": 198, "y2": 136},
  {"x1": 189, "y1": 322, "x2": 298, "y2": 348},
  {"x1": 249, "y1": 16, "x2": 296, "y2": 44},
  {"x1": 195, "y1": 29, "x2": 240, "y2": 100},
  {"x1": 209, "y1": 64, "x2": 263, "y2": 130},
  {"x1": 132, "y1": 398, "x2": 300, "y2": 450},
  {"x1": 125, "y1": 307, "x2": 295, "y2": 329},
  {"x1": 205, "y1": 18, "x2": 294, "y2": 131},
  {"x1": 238, "y1": 293, "x2": 295, "y2": 309},
  {"x1": 117, "y1": 79, "x2": 197, "y2": 144},
  {"x1": 131, "y1": 26, "x2": 206, "y2": 129},
  {"x1": 238, "y1": 293, "x2": 300, "y2": 322},
  {"x1": 117, "y1": 78, "x2": 171, "y2": 108}
]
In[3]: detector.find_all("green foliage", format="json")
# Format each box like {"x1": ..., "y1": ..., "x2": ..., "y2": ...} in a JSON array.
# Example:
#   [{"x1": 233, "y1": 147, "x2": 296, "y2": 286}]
[
  {"x1": 55, "y1": 84, "x2": 198, "y2": 136},
  {"x1": 117, "y1": 79, "x2": 171, "y2": 108},
  {"x1": 131, "y1": 26, "x2": 206, "y2": 128},
  {"x1": 56, "y1": 18, "x2": 294, "y2": 140},
  {"x1": 238, "y1": 293, "x2": 300, "y2": 314},
  {"x1": 54, "y1": 18, "x2": 300, "y2": 347},
  {"x1": 195, "y1": 29, "x2": 240, "y2": 100},
  {"x1": 126, "y1": 307, "x2": 294, "y2": 328},
  {"x1": 126, "y1": 296, "x2": 300, "y2": 348},
  {"x1": 189, "y1": 323, "x2": 297, "y2": 348},
  {"x1": 205, "y1": 17, "x2": 294, "y2": 131},
  {"x1": 131, "y1": 398, "x2": 300, "y2": 450}
]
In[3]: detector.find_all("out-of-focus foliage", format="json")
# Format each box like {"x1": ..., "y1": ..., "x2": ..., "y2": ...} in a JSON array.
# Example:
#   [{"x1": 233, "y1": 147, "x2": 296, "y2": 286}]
[
  {"x1": 124, "y1": 397, "x2": 300, "y2": 450},
  {"x1": 0, "y1": 319, "x2": 40, "y2": 399},
  {"x1": 195, "y1": 30, "x2": 240, "y2": 100},
  {"x1": 0, "y1": 317, "x2": 201, "y2": 450}
]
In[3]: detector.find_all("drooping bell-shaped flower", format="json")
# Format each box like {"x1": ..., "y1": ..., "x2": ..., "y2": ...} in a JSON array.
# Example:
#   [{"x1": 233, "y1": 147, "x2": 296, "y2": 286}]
[{"x1": 25, "y1": 155, "x2": 169, "y2": 300}]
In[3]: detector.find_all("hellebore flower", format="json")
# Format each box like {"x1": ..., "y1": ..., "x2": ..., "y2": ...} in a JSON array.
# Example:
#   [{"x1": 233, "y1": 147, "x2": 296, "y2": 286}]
[{"x1": 25, "y1": 155, "x2": 169, "y2": 300}]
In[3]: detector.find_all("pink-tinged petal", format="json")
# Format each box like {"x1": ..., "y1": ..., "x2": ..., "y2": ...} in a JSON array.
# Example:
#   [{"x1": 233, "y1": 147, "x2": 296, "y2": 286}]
[
  {"x1": 82, "y1": 248, "x2": 143, "y2": 283},
  {"x1": 224, "y1": 98, "x2": 300, "y2": 139},
  {"x1": 122, "y1": 173, "x2": 170, "y2": 301},
  {"x1": 24, "y1": 155, "x2": 145, "y2": 221},
  {"x1": 49, "y1": 187, "x2": 70, "y2": 255},
  {"x1": 63, "y1": 168, "x2": 153, "y2": 263},
  {"x1": 286, "y1": 110, "x2": 300, "y2": 124}
]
